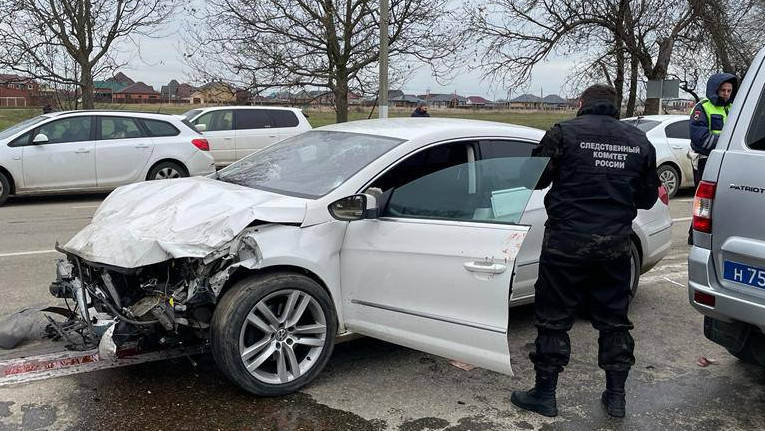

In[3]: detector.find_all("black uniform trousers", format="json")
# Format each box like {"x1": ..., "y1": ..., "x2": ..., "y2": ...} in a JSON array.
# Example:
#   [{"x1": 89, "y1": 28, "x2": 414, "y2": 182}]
[{"x1": 530, "y1": 247, "x2": 636, "y2": 374}]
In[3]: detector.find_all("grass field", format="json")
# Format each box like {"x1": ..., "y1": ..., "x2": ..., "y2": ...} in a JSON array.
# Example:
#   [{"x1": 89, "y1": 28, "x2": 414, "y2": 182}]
[{"x1": 0, "y1": 105, "x2": 573, "y2": 132}]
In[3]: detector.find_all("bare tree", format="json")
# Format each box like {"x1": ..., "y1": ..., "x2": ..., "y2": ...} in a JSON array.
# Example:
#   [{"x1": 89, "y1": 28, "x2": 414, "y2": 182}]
[
  {"x1": 0, "y1": 0, "x2": 175, "y2": 109},
  {"x1": 184, "y1": 0, "x2": 461, "y2": 123}
]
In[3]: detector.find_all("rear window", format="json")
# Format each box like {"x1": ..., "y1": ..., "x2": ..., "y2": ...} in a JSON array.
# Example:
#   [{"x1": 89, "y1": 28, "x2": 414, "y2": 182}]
[
  {"x1": 747, "y1": 86, "x2": 765, "y2": 150},
  {"x1": 665, "y1": 120, "x2": 690, "y2": 140},
  {"x1": 269, "y1": 110, "x2": 300, "y2": 128},
  {"x1": 142, "y1": 119, "x2": 180, "y2": 137},
  {"x1": 235, "y1": 109, "x2": 271, "y2": 130},
  {"x1": 623, "y1": 119, "x2": 661, "y2": 132}
]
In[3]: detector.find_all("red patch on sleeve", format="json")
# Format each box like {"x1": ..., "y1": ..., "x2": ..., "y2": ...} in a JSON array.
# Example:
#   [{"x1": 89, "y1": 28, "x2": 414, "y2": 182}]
[{"x1": 693, "y1": 109, "x2": 701, "y2": 121}]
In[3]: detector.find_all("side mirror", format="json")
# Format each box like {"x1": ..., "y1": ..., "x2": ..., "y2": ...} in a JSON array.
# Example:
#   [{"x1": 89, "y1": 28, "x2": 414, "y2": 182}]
[
  {"x1": 32, "y1": 133, "x2": 49, "y2": 144},
  {"x1": 328, "y1": 194, "x2": 378, "y2": 221},
  {"x1": 194, "y1": 123, "x2": 207, "y2": 132}
]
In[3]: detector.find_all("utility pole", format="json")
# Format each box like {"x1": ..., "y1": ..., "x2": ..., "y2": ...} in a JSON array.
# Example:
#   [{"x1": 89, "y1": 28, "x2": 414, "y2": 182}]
[{"x1": 379, "y1": 0, "x2": 389, "y2": 118}]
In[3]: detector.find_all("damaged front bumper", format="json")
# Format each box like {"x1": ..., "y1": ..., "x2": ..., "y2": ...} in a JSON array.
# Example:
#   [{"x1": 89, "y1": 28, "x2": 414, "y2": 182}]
[{"x1": 46, "y1": 226, "x2": 269, "y2": 355}]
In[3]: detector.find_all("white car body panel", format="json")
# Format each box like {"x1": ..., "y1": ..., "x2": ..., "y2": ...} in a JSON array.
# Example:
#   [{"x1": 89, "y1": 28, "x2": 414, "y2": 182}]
[
  {"x1": 95, "y1": 136, "x2": 154, "y2": 187},
  {"x1": 235, "y1": 127, "x2": 281, "y2": 160},
  {"x1": 204, "y1": 129, "x2": 237, "y2": 165},
  {"x1": 342, "y1": 218, "x2": 528, "y2": 375},
  {"x1": 23, "y1": 139, "x2": 97, "y2": 189},
  {"x1": 63, "y1": 177, "x2": 308, "y2": 267}
]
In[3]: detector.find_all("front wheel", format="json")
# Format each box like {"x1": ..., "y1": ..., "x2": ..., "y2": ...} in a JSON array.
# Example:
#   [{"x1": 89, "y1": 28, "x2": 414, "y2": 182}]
[
  {"x1": 211, "y1": 272, "x2": 337, "y2": 396},
  {"x1": 0, "y1": 172, "x2": 9, "y2": 206}
]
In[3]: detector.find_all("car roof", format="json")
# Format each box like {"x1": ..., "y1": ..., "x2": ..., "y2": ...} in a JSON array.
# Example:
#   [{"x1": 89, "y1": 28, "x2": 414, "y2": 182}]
[
  {"x1": 47, "y1": 110, "x2": 181, "y2": 119},
  {"x1": 316, "y1": 118, "x2": 545, "y2": 141},
  {"x1": 622, "y1": 114, "x2": 688, "y2": 122},
  {"x1": 192, "y1": 106, "x2": 303, "y2": 112}
]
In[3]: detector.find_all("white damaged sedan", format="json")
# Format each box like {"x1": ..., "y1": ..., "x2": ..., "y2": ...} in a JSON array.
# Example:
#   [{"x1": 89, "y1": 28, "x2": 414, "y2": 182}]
[{"x1": 52, "y1": 118, "x2": 671, "y2": 396}]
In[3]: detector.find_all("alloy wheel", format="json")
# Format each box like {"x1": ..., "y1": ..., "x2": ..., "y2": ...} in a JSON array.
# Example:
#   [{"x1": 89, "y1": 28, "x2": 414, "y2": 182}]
[{"x1": 155, "y1": 167, "x2": 182, "y2": 180}]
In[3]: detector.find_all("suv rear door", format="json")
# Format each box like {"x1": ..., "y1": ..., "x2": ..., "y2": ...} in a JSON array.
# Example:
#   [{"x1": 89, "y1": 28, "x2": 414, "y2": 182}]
[
  {"x1": 708, "y1": 53, "x2": 765, "y2": 296},
  {"x1": 234, "y1": 109, "x2": 280, "y2": 160}
]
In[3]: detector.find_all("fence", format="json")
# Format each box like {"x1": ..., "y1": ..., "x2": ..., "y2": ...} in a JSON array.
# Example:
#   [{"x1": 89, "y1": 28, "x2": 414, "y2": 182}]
[{"x1": 0, "y1": 97, "x2": 27, "y2": 107}]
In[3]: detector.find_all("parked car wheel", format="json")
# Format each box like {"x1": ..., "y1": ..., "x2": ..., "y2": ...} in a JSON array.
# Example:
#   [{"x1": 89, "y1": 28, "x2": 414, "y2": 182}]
[
  {"x1": 657, "y1": 164, "x2": 680, "y2": 198},
  {"x1": 0, "y1": 172, "x2": 9, "y2": 206},
  {"x1": 211, "y1": 272, "x2": 337, "y2": 396},
  {"x1": 629, "y1": 241, "x2": 641, "y2": 299},
  {"x1": 147, "y1": 161, "x2": 188, "y2": 181}
]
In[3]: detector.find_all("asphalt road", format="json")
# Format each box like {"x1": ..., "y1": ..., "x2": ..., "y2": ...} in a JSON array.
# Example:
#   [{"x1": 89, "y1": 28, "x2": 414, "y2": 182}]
[{"x1": 0, "y1": 190, "x2": 763, "y2": 431}]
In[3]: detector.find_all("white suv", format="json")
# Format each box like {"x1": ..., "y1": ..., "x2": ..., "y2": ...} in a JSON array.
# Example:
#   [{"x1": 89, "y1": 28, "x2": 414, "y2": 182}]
[
  {"x1": 181, "y1": 106, "x2": 312, "y2": 167},
  {"x1": 0, "y1": 110, "x2": 216, "y2": 206}
]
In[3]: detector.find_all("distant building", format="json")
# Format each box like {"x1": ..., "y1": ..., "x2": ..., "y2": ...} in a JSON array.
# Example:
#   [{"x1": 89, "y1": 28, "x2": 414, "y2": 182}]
[
  {"x1": 509, "y1": 94, "x2": 543, "y2": 110},
  {"x1": 161, "y1": 80, "x2": 197, "y2": 104},
  {"x1": 0, "y1": 74, "x2": 40, "y2": 106},
  {"x1": 421, "y1": 93, "x2": 468, "y2": 109},
  {"x1": 113, "y1": 82, "x2": 161, "y2": 103},
  {"x1": 466, "y1": 96, "x2": 492, "y2": 107}
]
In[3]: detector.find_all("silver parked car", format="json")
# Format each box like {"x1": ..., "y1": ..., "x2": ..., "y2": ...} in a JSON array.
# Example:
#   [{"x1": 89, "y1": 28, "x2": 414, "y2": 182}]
[
  {"x1": 50, "y1": 119, "x2": 671, "y2": 396},
  {"x1": 689, "y1": 47, "x2": 765, "y2": 366},
  {"x1": 622, "y1": 115, "x2": 694, "y2": 198}
]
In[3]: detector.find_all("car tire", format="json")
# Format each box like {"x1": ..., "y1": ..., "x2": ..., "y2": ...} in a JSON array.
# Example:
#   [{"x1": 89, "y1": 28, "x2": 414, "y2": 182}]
[
  {"x1": 728, "y1": 332, "x2": 765, "y2": 367},
  {"x1": 146, "y1": 161, "x2": 188, "y2": 181},
  {"x1": 629, "y1": 241, "x2": 641, "y2": 300},
  {"x1": 657, "y1": 164, "x2": 680, "y2": 198},
  {"x1": 0, "y1": 172, "x2": 9, "y2": 207},
  {"x1": 211, "y1": 272, "x2": 337, "y2": 396}
]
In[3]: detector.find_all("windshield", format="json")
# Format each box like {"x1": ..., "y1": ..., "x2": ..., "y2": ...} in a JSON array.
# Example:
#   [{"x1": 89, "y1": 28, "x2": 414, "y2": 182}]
[
  {"x1": 0, "y1": 115, "x2": 48, "y2": 141},
  {"x1": 181, "y1": 109, "x2": 202, "y2": 120},
  {"x1": 623, "y1": 119, "x2": 661, "y2": 133},
  {"x1": 217, "y1": 130, "x2": 404, "y2": 198}
]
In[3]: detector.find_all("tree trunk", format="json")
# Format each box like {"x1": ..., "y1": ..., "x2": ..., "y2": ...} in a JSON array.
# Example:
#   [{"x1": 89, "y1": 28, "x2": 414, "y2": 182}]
[
  {"x1": 79, "y1": 61, "x2": 95, "y2": 109},
  {"x1": 626, "y1": 54, "x2": 638, "y2": 117},
  {"x1": 614, "y1": 45, "x2": 625, "y2": 117},
  {"x1": 334, "y1": 73, "x2": 349, "y2": 123}
]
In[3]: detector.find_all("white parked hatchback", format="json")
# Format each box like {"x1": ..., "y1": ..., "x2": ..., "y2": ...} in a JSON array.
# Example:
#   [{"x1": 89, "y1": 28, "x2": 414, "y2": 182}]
[
  {"x1": 621, "y1": 114, "x2": 694, "y2": 197},
  {"x1": 0, "y1": 111, "x2": 216, "y2": 206},
  {"x1": 181, "y1": 106, "x2": 312, "y2": 167}
]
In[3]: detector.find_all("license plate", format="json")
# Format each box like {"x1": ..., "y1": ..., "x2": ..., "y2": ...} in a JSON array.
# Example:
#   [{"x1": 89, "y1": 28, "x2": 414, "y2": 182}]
[{"x1": 723, "y1": 261, "x2": 765, "y2": 289}]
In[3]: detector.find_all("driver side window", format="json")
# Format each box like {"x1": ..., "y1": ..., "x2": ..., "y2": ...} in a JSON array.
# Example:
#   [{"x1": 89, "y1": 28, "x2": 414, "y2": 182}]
[
  {"x1": 35, "y1": 117, "x2": 92, "y2": 144},
  {"x1": 368, "y1": 142, "x2": 478, "y2": 220}
]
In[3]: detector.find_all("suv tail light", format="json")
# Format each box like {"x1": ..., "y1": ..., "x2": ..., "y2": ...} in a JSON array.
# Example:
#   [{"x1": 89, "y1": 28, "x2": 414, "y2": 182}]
[
  {"x1": 693, "y1": 181, "x2": 716, "y2": 233},
  {"x1": 658, "y1": 185, "x2": 669, "y2": 205},
  {"x1": 191, "y1": 138, "x2": 209, "y2": 151}
]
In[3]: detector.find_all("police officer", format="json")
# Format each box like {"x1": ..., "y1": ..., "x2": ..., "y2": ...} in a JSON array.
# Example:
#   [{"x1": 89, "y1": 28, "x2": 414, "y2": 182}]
[
  {"x1": 511, "y1": 84, "x2": 659, "y2": 418},
  {"x1": 687, "y1": 73, "x2": 737, "y2": 244}
]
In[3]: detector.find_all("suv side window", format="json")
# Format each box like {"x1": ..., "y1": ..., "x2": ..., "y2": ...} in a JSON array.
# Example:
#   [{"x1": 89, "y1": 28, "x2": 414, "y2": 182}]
[
  {"x1": 98, "y1": 117, "x2": 144, "y2": 140},
  {"x1": 195, "y1": 110, "x2": 233, "y2": 132},
  {"x1": 269, "y1": 110, "x2": 300, "y2": 128},
  {"x1": 141, "y1": 119, "x2": 180, "y2": 137},
  {"x1": 35, "y1": 117, "x2": 92, "y2": 144},
  {"x1": 665, "y1": 120, "x2": 690, "y2": 140},
  {"x1": 747, "y1": 87, "x2": 765, "y2": 150},
  {"x1": 235, "y1": 109, "x2": 272, "y2": 130},
  {"x1": 8, "y1": 131, "x2": 31, "y2": 147}
]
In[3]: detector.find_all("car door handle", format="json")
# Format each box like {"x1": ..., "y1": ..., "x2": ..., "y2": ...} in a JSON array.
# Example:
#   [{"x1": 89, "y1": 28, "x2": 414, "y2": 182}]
[
  {"x1": 463, "y1": 261, "x2": 507, "y2": 274},
  {"x1": 223, "y1": 137, "x2": 232, "y2": 140},
  {"x1": 268, "y1": 135, "x2": 277, "y2": 138},
  {"x1": 74, "y1": 148, "x2": 90, "y2": 153},
  {"x1": 134, "y1": 144, "x2": 150, "y2": 149},
  {"x1": 671, "y1": 145, "x2": 684, "y2": 149}
]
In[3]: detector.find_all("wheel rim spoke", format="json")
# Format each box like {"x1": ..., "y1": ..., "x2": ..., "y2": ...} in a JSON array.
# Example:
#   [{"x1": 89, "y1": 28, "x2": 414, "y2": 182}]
[
  {"x1": 293, "y1": 323, "x2": 326, "y2": 335},
  {"x1": 283, "y1": 344, "x2": 301, "y2": 379},
  {"x1": 247, "y1": 311, "x2": 275, "y2": 333},
  {"x1": 246, "y1": 344, "x2": 276, "y2": 372},
  {"x1": 276, "y1": 349, "x2": 289, "y2": 382},
  {"x1": 286, "y1": 295, "x2": 311, "y2": 327},
  {"x1": 280, "y1": 291, "x2": 301, "y2": 324},
  {"x1": 240, "y1": 336, "x2": 271, "y2": 362},
  {"x1": 295, "y1": 337, "x2": 324, "y2": 347},
  {"x1": 256, "y1": 302, "x2": 280, "y2": 328}
]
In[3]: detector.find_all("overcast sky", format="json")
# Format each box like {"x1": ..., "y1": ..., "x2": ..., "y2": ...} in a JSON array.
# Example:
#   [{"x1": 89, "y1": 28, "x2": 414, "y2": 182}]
[{"x1": 117, "y1": 26, "x2": 574, "y2": 101}]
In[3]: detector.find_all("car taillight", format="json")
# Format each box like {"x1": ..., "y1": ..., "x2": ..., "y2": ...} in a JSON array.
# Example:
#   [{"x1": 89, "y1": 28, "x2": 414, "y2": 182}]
[
  {"x1": 191, "y1": 138, "x2": 209, "y2": 151},
  {"x1": 692, "y1": 181, "x2": 716, "y2": 233},
  {"x1": 658, "y1": 185, "x2": 669, "y2": 205}
]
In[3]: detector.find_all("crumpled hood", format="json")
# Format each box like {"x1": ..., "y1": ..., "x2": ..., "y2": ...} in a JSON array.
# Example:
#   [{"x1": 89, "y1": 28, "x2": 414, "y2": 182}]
[
  {"x1": 706, "y1": 72, "x2": 737, "y2": 106},
  {"x1": 63, "y1": 177, "x2": 308, "y2": 268}
]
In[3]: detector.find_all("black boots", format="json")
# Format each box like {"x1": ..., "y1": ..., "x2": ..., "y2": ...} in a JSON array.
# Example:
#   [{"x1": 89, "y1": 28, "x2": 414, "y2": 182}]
[
  {"x1": 510, "y1": 369, "x2": 559, "y2": 417},
  {"x1": 601, "y1": 370, "x2": 629, "y2": 418}
]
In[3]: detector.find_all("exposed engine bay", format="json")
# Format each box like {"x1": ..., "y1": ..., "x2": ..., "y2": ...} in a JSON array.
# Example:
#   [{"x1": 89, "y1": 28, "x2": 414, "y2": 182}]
[{"x1": 47, "y1": 226, "x2": 266, "y2": 354}]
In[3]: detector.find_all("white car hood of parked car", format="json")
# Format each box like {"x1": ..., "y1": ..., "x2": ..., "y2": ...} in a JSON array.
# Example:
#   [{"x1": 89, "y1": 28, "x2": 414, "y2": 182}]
[{"x1": 62, "y1": 177, "x2": 309, "y2": 268}]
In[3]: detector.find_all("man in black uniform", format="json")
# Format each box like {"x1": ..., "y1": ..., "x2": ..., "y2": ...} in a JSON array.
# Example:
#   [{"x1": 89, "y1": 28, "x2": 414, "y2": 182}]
[{"x1": 511, "y1": 85, "x2": 659, "y2": 418}]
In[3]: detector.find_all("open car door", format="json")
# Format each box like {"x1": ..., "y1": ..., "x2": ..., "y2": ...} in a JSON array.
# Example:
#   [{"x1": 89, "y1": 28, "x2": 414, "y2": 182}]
[{"x1": 341, "y1": 152, "x2": 548, "y2": 375}]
